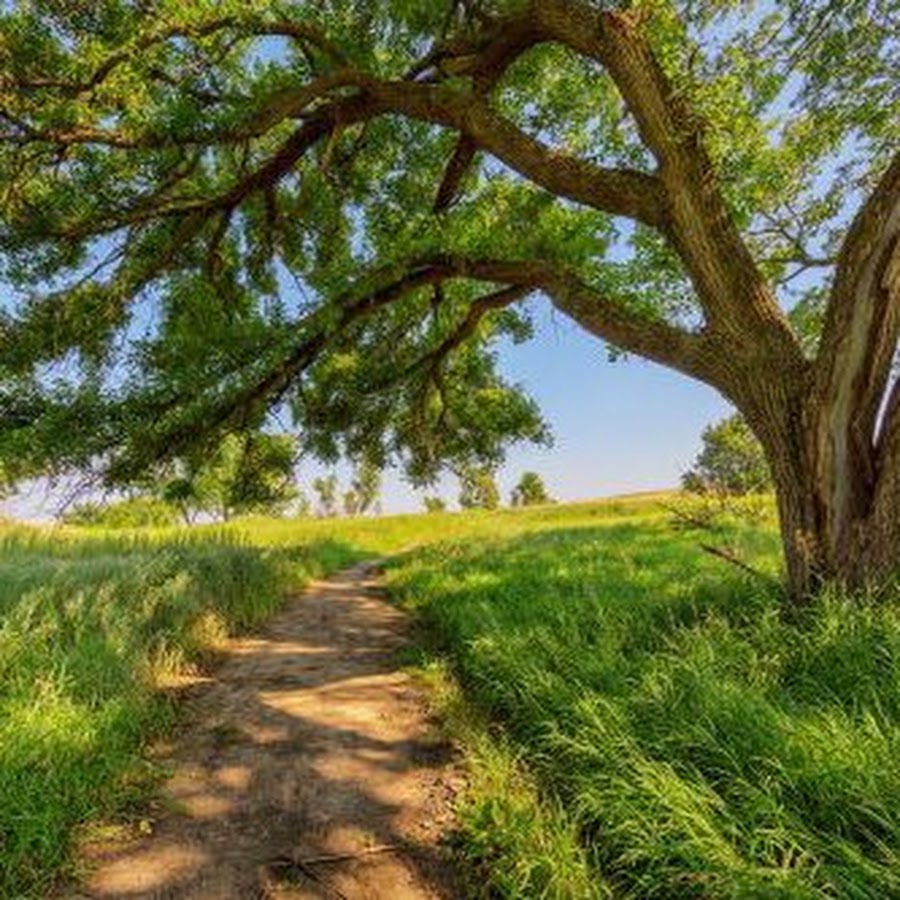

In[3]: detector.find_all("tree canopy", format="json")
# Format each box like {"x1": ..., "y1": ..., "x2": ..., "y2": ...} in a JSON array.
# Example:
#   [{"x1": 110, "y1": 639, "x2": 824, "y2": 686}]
[
  {"x1": 158, "y1": 431, "x2": 299, "y2": 521},
  {"x1": 0, "y1": 0, "x2": 897, "y2": 594},
  {"x1": 511, "y1": 471, "x2": 553, "y2": 506},
  {"x1": 458, "y1": 464, "x2": 501, "y2": 509}
]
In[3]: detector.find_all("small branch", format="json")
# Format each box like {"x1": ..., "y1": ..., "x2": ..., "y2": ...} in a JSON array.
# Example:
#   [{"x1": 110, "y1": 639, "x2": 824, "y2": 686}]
[
  {"x1": 661, "y1": 501, "x2": 779, "y2": 586},
  {"x1": 699, "y1": 542, "x2": 777, "y2": 585},
  {"x1": 294, "y1": 844, "x2": 402, "y2": 866}
]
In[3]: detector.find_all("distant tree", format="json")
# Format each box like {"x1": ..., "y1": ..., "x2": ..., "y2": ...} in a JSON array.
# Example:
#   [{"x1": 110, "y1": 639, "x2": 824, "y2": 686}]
[
  {"x1": 683, "y1": 415, "x2": 771, "y2": 496},
  {"x1": 343, "y1": 489, "x2": 360, "y2": 517},
  {"x1": 351, "y1": 460, "x2": 381, "y2": 515},
  {"x1": 313, "y1": 474, "x2": 338, "y2": 518},
  {"x1": 293, "y1": 491, "x2": 313, "y2": 518},
  {"x1": 160, "y1": 476, "x2": 201, "y2": 525},
  {"x1": 458, "y1": 466, "x2": 500, "y2": 510},
  {"x1": 160, "y1": 432, "x2": 298, "y2": 522},
  {"x1": 62, "y1": 496, "x2": 179, "y2": 528},
  {"x1": 423, "y1": 496, "x2": 446, "y2": 513},
  {"x1": 511, "y1": 472, "x2": 553, "y2": 507},
  {"x1": 227, "y1": 433, "x2": 298, "y2": 517}
]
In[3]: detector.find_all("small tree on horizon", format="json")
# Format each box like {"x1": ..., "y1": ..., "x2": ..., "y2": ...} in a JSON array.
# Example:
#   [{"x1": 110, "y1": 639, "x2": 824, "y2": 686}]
[
  {"x1": 683, "y1": 415, "x2": 772, "y2": 497},
  {"x1": 423, "y1": 496, "x2": 446, "y2": 513},
  {"x1": 312, "y1": 474, "x2": 338, "y2": 518},
  {"x1": 458, "y1": 466, "x2": 501, "y2": 511},
  {"x1": 511, "y1": 472, "x2": 553, "y2": 507},
  {"x1": 351, "y1": 460, "x2": 381, "y2": 515}
]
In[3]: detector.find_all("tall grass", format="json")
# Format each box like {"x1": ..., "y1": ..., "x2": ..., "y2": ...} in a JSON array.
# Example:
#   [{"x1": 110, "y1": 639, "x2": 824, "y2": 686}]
[
  {"x1": 389, "y1": 508, "x2": 900, "y2": 898},
  {"x1": 0, "y1": 499, "x2": 663, "y2": 897},
  {"x1": 0, "y1": 522, "x2": 366, "y2": 898}
]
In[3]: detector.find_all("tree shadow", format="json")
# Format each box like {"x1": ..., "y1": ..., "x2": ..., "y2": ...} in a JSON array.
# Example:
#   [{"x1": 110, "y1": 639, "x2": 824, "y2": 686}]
[{"x1": 68, "y1": 565, "x2": 461, "y2": 899}]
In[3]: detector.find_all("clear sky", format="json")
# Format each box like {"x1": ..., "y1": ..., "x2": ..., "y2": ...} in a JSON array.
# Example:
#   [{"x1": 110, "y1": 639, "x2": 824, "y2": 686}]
[{"x1": 298, "y1": 297, "x2": 731, "y2": 514}]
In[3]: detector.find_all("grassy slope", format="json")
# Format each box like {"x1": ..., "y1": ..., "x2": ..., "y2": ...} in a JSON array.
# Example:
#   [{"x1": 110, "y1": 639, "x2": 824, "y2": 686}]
[
  {"x1": 388, "y1": 501, "x2": 900, "y2": 898},
  {"x1": 0, "y1": 499, "x2": 666, "y2": 896},
  {"x1": 0, "y1": 519, "x2": 382, "y2": 897},
  {"x1": 5, "y1": 496, "x2": 900, "y2": 898}
]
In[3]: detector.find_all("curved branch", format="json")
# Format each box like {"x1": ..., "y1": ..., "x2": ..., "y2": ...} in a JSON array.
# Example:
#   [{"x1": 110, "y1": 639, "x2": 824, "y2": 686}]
[
  {"x1": 6, "y1": 17, "x2": 347, "y2": 97},
  {"x1": 539, "y1": 269, "x2": 716, "y2": 383},
  {"x1": 367, "y1": 80, "x2": 667, "y2": 228}
]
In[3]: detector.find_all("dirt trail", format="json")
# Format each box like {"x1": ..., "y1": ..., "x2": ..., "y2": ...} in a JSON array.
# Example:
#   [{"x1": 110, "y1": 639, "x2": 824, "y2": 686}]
[{"x1": 66, "y1": 562, "x2": 462, "y2": 900}]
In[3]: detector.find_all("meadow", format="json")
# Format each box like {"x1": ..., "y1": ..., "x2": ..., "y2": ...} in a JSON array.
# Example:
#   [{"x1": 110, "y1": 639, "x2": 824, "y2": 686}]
[
  {"x1": 2, "y1": 496, "x2": 900, "y2": 898},
  {"x1": 389, "y1": 504, "x2": 900, "y2": 898},
  {"x1": 0, "y1": 500, "x2": 643, "y2": 896}
]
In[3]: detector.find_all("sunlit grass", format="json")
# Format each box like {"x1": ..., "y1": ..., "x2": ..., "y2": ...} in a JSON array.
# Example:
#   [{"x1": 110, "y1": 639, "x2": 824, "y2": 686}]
[
  {"x1": 0, "y1": 523, "x2": 363, "y2": 897},
  {"x1": 388, "y1": 504, "x2": 900, "y2": 898},
  {"x1": 0, "y1": 495, "x2": 674, "y2": 896}
]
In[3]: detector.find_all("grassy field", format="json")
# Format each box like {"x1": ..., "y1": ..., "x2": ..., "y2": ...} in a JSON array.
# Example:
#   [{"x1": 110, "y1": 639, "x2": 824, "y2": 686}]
[
  {"x1": 0, "y1": 497, "x2": 672, "y2": 896},
  {"x1": 3, "y1": 495, "x2": 899, "y2": 898},
  {"x1": 388, "y1": 502, "x2": 900, "y2": 898},
  {"x1": 0, "y1": 500, "x2": 658, "y2": 897}
]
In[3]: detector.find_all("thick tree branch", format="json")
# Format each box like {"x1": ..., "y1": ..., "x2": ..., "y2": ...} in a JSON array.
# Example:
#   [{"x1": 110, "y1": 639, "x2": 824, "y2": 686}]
[
  {"x1": 400, "y1": 284, "x2": 528, "y2": 383},
  {"x1": 810, "y1": 154, "x2": 900, "y2": 546},
  {"x1": 367, "y1": 79, "x2": 667, "y2": 228},
  {"x1": 531, "y1": 0, "x2": 802, "y2": 351},
  {"x1": 539, "y1": 269, "x2": 717, "y2": 383},
  {"x1": 816, "y1": 154, "x2": 900, "y2": 438}
]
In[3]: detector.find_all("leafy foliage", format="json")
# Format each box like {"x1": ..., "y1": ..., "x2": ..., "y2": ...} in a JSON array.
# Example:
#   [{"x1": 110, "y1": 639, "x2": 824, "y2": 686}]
[
  {"x1": 510, "y1": 471, "x2": 553, "y2": 507},
  {"x1": 683, "y1": 414, "x2": 772, "y2": 496},
  {"x1": 458, "y1": 465, "x2": 501, "y2": 510},
  {"x1": 159, "y1": 432, "x2": 299, "y2": 521},
  {"x1": 0, "y1": 0, "x2": 893, "y2": 495},
  {"x1": 62, "y1": 495, "x2": 180, "y2": 527}
]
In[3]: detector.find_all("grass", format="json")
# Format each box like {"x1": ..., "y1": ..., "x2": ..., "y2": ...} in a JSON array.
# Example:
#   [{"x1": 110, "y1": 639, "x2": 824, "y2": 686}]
[
  {"x1": 388, "y1": 501, "x2": 900, "y2": 898},
  {"x1": 5, "y1": 493, "x2": 899, "y2": 898},
  {"x1": 0, "y1": 496, "x2": 673, "y2": 896},
  {"x1": 0, "y1": 521, "x2": 369, "y2": 898}
]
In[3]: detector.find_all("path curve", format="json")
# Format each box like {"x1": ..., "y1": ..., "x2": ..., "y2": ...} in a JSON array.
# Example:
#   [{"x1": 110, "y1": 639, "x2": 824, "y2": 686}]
[{"x1": 67, "y1": 562, "x2": 461, "y2": 899}]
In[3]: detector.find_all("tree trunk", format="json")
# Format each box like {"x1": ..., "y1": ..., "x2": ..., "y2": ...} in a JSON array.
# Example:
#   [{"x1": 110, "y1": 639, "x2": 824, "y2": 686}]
[{"x1": 745, "y1": 386, "x2": 900, "y2": 601}]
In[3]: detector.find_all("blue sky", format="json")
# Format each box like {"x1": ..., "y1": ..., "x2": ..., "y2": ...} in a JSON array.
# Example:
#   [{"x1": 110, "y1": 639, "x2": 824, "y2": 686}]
[{"x1": 298, "y1": 298, "x2": 731, "y2": 514}]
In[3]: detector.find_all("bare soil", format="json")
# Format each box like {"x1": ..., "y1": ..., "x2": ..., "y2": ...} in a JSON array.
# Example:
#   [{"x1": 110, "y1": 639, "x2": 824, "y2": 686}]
[{"x1": 63, "y1": 562, "x2": 462, "y2": 899}]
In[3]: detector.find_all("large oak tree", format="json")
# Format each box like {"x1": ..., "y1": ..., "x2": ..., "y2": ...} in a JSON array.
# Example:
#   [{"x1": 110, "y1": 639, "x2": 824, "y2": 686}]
[{"x1": 0, "y1": 0, "x2": 897, "y2": 597}]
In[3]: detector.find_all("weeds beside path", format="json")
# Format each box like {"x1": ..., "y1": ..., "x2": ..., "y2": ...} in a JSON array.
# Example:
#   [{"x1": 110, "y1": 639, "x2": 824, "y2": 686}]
[{"x1": 64, "y1": 562, "x2": 460, "y2": 899}]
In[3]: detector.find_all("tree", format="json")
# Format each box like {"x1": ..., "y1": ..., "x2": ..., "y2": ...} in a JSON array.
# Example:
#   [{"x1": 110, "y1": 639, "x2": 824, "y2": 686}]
[
  {"x1": 342, "y1": 488, "x2": 360, "y2": 516},
  {"x1": 423, "y1": 496, "x2": 447, "y2": 513},
  {"x1": 350, "y1": 460, "x2": 381, "y2": 515},
  {"x1": 62, "y1": 496, "x2": 180, "y2": 528},
  {"x1": 683, "y1": 415, "x2": 771, "y2": 497},
  {"x1": 511, "y1": 471, "x2": 553, "y2": 507},
  {"x1": 161, "y1": 432, "x2": 298, "y2": 522},
  {"x1": 0, "y1": 2, "x2": 896, "y2": 597},
  {"x1": 458, "y1": 466, "x2": 501, "y2": 510},
  {"x1": 312, "y1": 474, "x2": 338, "y2": 518}
]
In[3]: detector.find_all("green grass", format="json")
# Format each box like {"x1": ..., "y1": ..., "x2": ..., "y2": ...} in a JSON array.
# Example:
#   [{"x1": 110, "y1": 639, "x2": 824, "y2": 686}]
[
  {"x1": 0, "y1": 496, "x2": 675, "y2": 896},
  {"x1": 0, "y1": 522, "x2": 369, "y2": 898},
  {"x1": 6, "y1": 494, "x2": 899, "y2": 898},
  {"x1": 388, "y1": 502, "x2": 900, "y2": 898}
]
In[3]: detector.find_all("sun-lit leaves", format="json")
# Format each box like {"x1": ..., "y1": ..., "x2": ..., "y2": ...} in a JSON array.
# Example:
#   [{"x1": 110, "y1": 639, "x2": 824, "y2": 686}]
[{"x1": 0, "y1": 0, "x2": 894, "y2": 491}]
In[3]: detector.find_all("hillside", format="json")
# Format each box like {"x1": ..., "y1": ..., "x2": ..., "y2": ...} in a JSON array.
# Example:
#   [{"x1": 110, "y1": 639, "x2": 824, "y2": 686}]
[{"x1": 4, "y1": 497, "x2": 900, "y2": 897}]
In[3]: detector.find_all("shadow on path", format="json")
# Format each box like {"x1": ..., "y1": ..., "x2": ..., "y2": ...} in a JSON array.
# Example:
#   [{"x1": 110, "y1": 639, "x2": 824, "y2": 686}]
[{"x1": 64, "y1": 563, "x2": 462, "y2": 900}]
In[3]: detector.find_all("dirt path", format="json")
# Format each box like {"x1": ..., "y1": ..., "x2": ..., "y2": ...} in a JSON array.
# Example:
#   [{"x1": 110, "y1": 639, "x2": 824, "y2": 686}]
[{"x1": 66, "y1": 562, "x2": 462, "y2": 900}]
